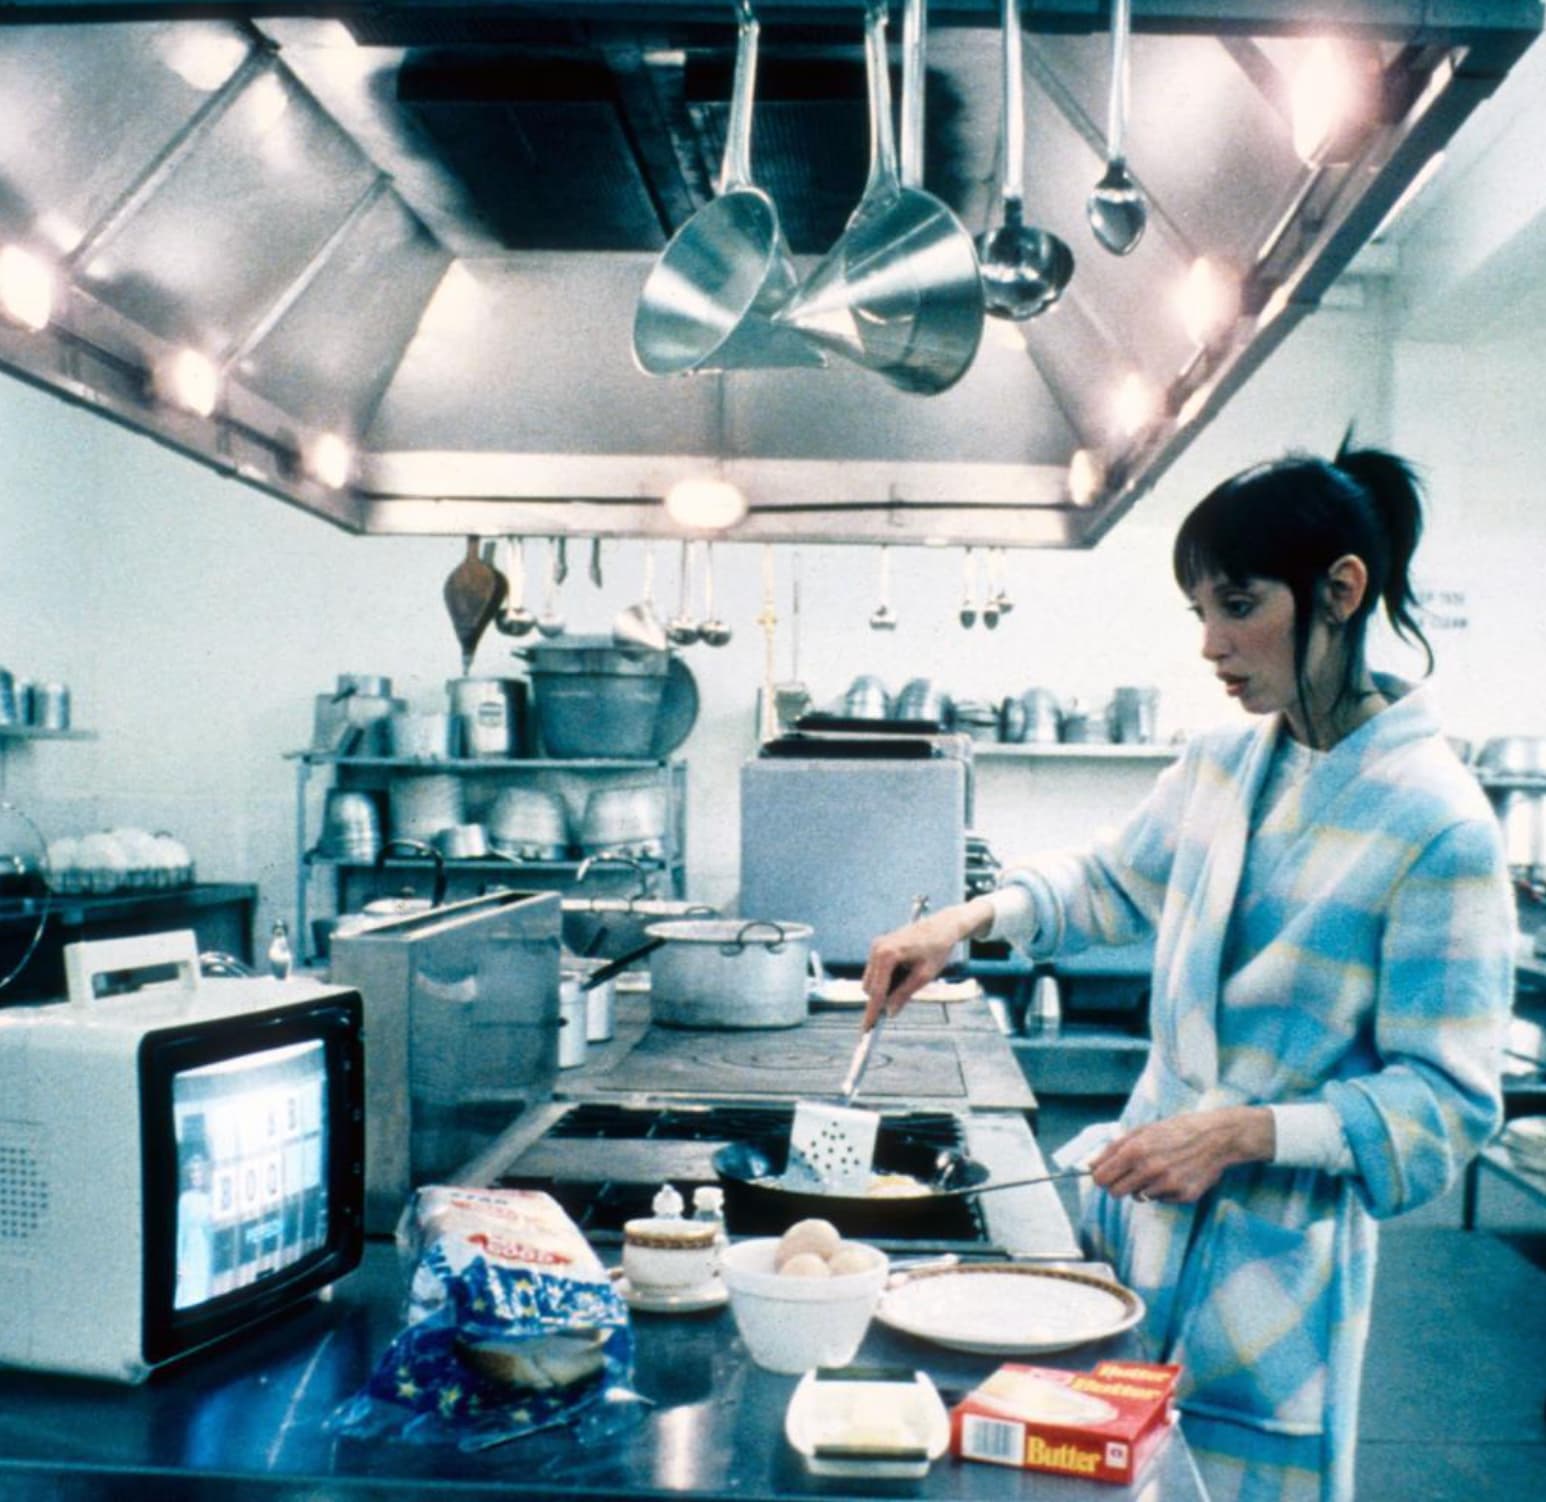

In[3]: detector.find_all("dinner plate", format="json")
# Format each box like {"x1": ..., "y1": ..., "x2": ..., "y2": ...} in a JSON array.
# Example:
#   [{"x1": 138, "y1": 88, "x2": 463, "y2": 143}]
[
  {"x1": 809, "y1": 977, "x2": 981, "y2": 1007},
  {"x1": 875, "y1": 1263, "x2": 1144, "y2": 1355}
]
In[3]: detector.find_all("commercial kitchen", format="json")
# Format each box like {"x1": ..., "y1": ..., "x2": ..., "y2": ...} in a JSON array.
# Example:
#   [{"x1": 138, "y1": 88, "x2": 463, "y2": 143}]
[{"x1": 2, "y1": 2, "x2": 1546, "y2": 1498}]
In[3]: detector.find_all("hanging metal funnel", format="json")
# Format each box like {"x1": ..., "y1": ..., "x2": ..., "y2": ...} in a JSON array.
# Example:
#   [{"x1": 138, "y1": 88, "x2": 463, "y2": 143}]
[
  {"x1": 773, "y1": 0, "x2": 983, "y2": 396},
  {"x1": 632, "y1": 2, "x2": 825, "y2": 376}
]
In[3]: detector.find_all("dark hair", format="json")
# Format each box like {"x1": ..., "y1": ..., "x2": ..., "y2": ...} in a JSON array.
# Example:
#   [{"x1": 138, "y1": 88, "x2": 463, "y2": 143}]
[{"x1": 1172, "y1": 435, "x2": 1432, "y2": 724}]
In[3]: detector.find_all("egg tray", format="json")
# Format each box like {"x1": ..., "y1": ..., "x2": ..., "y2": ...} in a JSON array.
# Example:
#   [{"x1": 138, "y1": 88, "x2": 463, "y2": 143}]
[{"x1": 47, "y1": 863, "x2": 195, "y2": 896}]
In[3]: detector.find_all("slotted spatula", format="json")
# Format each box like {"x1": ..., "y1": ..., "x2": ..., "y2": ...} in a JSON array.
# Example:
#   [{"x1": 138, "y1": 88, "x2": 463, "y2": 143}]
[{"x1": 786, "y1": 1011, "x2": 889, "y2": 1195}]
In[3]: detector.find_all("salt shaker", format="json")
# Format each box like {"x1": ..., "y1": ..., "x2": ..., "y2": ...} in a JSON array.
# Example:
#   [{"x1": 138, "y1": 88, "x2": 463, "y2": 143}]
[
  {"x1": 267, "y1": 920, "x2": 294, "y2": 980},
  {"x1": 651, "y1": 1183, "x2": 685, "y2": 1220},
  {"x1": 691, "y1": 1186, "x2": 727, "y2": 1247}
]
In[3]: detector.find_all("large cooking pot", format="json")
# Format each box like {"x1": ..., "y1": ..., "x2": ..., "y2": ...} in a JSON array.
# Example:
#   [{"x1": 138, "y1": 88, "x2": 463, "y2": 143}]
[
  {"x1": 712, "y1": 1132, "x2": 991, "y2": 1239},
  {"x1": 644, "y1": 918, "x2": 812, "y2": 1029}
]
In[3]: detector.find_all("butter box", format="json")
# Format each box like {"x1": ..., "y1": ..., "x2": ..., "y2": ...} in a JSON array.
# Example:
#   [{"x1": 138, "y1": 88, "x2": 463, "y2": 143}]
[{"x1": 950, "y1": 1360, "x2": 1180, "y2": 1485}]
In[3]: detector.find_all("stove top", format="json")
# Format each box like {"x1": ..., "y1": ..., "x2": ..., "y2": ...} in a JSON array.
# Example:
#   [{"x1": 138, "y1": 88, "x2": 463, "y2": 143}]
[{"x1": 491, "y1": 1102, "x2": 991, "y2": 1253}]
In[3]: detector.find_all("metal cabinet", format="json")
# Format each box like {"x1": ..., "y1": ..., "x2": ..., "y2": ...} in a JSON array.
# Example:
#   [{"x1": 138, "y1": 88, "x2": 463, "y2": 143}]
[{"x1": 287, "y1": 751, "x2": 687, "y2": 961}]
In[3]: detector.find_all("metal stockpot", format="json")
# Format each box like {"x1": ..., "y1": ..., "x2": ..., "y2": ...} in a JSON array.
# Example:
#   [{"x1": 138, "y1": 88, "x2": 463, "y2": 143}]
[{"x1": 643, "y1": 918, "x2": 812, "y2": 1029}]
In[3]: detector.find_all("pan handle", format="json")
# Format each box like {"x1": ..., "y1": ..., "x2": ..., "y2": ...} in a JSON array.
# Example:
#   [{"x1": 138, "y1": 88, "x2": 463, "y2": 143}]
[
  {"x1": 580, "y1": 934, "x2": 668, "y2": 991},
  {"x1": 934, "y1": 1168, "x2": 1091, "y2": 1199},
  {"x1": 725, "y1": 919, "x2": 787, "y2": 954},
  {"x1": 376, "y1": 838, "x2": 448, "y2": 908}
]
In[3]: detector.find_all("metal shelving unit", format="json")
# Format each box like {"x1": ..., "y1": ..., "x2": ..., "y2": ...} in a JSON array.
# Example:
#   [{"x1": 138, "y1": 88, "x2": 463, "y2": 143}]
[
  {"x1": 972, "y1": 742, "x2": 1179, "y2": 760},
  {"x1": 288, "y1": 751, "x2": 687, "y2": 957},
  {"x1": 0, "y1": 726, "x2": 97, "y2": 742}
]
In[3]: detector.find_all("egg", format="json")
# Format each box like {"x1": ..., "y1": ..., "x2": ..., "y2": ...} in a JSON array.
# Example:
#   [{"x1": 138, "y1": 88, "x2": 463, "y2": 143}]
[
  {"x1": 773, "y1": 1217, "x2": 842, "y2": 1269},
  {"x1": 826, "y1": 1243, "x2": 876, "y2": 1277},
  {"x1": 777, "y1": 1251, "x2": 833, "y2": 1279}
]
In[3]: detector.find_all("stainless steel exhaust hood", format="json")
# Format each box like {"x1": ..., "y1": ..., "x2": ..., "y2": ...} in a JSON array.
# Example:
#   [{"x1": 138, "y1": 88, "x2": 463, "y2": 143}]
[{"x1": 0, "y1": 2, "x2": 1537, "y2": 547}]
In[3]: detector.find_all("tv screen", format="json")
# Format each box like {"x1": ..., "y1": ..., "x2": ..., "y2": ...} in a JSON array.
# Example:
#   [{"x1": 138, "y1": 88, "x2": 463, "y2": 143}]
[
  {"x1": 171, "y1": 1038, "x2": 330, "y2": 1311},
  {"x1": 140, "y1": 994, "x2": 364, "y2": 1368}
]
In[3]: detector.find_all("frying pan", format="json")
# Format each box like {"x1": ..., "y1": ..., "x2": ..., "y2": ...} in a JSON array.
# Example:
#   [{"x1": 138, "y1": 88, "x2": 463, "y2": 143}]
[{"x1": 713, "y1": 1131, "x2": 993, "y2": 1240}]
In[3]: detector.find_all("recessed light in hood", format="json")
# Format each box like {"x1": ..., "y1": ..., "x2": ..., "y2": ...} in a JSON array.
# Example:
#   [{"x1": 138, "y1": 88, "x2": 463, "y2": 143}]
[{"x1": 0, "y1": 246, "x2": 54, "y2": 333}]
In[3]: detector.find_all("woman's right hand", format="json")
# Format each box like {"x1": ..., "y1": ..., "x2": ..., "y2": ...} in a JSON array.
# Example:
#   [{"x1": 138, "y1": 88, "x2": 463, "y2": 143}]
[{"x1": 860, "y1": 898, "x2": 994, "y2": 1028}]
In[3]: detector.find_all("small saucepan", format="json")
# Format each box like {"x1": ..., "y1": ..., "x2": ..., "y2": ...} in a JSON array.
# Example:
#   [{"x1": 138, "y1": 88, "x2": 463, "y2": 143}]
[{"x1": 712, "y1": 1132, "x2": 992, "y2": 1240}]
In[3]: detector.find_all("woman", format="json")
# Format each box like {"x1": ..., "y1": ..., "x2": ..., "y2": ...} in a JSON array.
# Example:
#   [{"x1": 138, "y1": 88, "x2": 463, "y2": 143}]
[{"x1": 862, "y1": 443, "x2": 1514, "y2": 1502}]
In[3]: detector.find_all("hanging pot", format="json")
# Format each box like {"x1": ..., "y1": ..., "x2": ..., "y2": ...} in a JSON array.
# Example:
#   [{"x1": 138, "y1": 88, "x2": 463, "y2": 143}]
[{"x1": 643, "y1": 918, "x2": 812, "y2": 1029}]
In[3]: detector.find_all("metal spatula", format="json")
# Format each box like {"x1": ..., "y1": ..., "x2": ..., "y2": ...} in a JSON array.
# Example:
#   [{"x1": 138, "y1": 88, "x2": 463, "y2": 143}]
[{"x1": 786, "y1": 1011, "x2": 889, "y2": 1194}]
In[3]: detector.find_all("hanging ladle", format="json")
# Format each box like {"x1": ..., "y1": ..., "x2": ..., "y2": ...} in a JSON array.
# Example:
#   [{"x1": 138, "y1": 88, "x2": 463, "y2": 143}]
[
  {"x1": 869, "y1": 545, "x2": 897, "y2": 631},
  {"x1": 536, "y1": 536, "x2": 566, "y2": 637},
  {"x1": 495, "y1": 537, "x2": 538, "y2": 638},
  {"x1": 959, "y1": 549, "x2": 978, "y2": 629},
  {"x1": 700, "y1": 543, "x2": 732, "y2": 647},
  {"x1": 977, "y1": 0, "x2": 1074, "y2": 321},
  {"x1": 1087, "y1": 0, "x2": 1148, "y2": 255},
  {"x1": 613, "y1": 543, "x2": 669, "y2": 652},
  {"x1": 667, "y1": 540, "x2": 701, "y2": 646}
]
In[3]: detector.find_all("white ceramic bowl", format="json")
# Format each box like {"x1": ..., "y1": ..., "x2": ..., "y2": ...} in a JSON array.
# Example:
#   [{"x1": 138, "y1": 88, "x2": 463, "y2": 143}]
[{"x1": 718, "y1": 1237, "x2": 889, "y2": 1374}]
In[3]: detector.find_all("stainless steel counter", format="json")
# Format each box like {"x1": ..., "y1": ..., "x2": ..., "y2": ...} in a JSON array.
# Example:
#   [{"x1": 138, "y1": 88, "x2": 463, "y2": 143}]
[{"x1": 0, "y1": 1240, "x2": 1208, "y2": 1502}]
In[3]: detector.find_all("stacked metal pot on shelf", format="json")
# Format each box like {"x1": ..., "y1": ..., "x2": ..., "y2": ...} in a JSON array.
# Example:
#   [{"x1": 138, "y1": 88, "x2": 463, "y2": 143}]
[{"x1": 832, "y1": 674, "x2": 1162, "y2": 745}]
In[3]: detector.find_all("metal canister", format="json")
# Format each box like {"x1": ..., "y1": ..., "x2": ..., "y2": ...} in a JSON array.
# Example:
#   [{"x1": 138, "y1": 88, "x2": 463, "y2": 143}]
[
  {"x1": 31, "y1": 682, "x2": 70, "y2": 731},
  {"x1": 1110, "y1": 685, "x2": 1159, "y2": 744},
  {"x1": 447, "y1": 676, "x2": 522, "y2": 758},
  {"x1": 558, "y1": 973, "x2": 589, "y2": 1068}
]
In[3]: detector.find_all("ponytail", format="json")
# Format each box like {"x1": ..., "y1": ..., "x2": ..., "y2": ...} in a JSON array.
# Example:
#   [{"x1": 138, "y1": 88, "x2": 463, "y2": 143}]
[{"x1": 1332, "y1": 433, "x2": 1433, "y2": 674}]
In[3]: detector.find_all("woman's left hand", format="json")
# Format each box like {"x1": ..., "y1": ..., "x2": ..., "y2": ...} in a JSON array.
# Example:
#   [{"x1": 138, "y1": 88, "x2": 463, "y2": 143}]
[{"x1": 1089, "y1": 1107, "x2": 1276, "y2": 1204}]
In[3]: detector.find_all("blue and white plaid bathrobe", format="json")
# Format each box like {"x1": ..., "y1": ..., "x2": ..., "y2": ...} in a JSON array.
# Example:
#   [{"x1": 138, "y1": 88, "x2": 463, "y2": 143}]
[{"x1": 1002, "y1": 685, "x2": 1513, "y2": 1501}]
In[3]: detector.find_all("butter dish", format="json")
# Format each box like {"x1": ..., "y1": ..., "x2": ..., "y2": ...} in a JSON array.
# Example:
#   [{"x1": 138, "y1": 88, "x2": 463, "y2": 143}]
[{"x1": 784, "y1": 1365, "x2": 950, "y2": 1479}]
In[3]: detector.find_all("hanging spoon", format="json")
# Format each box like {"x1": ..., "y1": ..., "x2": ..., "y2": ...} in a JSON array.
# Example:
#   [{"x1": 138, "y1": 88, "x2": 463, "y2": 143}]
[
  {"x1": 959, "y1": 549, "x2": 978, "y2": 629},
  {"x1": 667, "y1": 540, "x2": 701, "y2": 646},
  {"x1": 589, "y1": 537, "x2": 604, "y2": 589},
  {"x1": 700, "y1": 542, "x2": 732, "y2": 647},
  {"x1": 536, "y1": 536, "x2": 566, "y2": 637},
  {"x1": 494, "y1": 536, "x2": 538, "y2": 638},
  {"x1": 976, "y1": 0, "x2": 1074, "y2": 321},
  {"x1": 1087, "y1": 0, "x2": 1148, "y2": 255},
  {"x1": 869, "y1": 545, "x2": 898, "y2": 631},
  {"x1": 992, "y1": 547, "x2": 1015, "y2": 618}
]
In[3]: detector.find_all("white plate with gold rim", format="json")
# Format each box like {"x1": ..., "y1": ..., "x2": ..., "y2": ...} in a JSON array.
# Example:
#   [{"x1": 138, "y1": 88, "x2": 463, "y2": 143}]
[{"x1": 875, "y1": 1263, "x2": 1144, "y2": 1356}]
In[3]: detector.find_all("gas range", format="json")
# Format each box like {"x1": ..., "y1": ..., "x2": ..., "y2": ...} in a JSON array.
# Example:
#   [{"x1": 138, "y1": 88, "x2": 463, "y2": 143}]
[{"x1": 473, "y1": 1099, "x2": 1081, "y2": 1259}]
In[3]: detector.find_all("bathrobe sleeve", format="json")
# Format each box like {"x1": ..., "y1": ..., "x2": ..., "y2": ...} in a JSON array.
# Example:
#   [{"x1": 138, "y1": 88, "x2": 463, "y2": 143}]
[
  {"x1": 994, "y1": 748, "x2": 1195, "y2": 961},
  {"x1": 1322, "y1": 814, "x2": 1514, "y2": 1219}
]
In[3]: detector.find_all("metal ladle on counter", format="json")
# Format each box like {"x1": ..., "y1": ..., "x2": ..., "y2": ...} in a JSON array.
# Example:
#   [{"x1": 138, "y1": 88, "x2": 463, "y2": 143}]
[
  {"x1": 495, "y1": 537, "x2": 538, "y2": 638},
  {"x1": 869, "y1": 545, "x2": 897, "y2": 631},
  {"x1": 977, "y1": 0, "x2": 1074, "y2": 321},
  {"x1": 700, "y1": 543, "x2": 732, "y2": 647},
  {"x1": 1087, "y1": 0, "x2": 1148, "y2": 256},
  {"x1": 667, "y1": 540, "x2": 701, "y2": 646}
]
